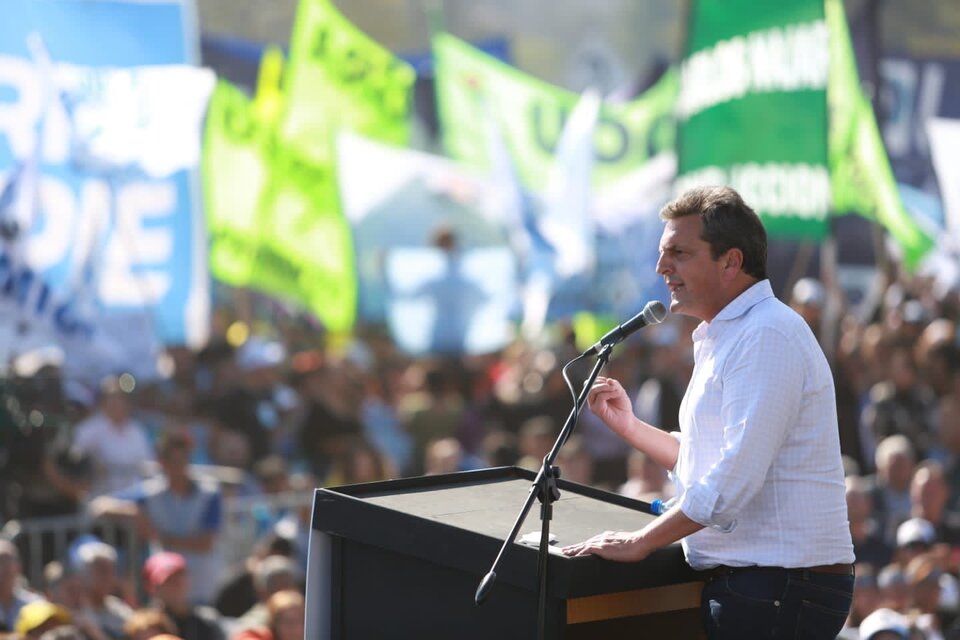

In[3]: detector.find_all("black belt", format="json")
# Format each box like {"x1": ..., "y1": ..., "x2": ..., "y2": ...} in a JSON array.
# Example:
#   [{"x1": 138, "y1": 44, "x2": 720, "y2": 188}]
[{"x1": 703, "y1": 563, "x2": 855, "y2": 580}]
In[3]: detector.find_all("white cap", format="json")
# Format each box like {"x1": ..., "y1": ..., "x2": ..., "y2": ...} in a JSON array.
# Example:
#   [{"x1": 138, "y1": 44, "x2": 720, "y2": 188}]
[
  {"x1": 896, "y1": 517, "x2": 937, "y2": 547},
  {"x1": 858, "y1": 607, "x2": 909, "y2": 640}
]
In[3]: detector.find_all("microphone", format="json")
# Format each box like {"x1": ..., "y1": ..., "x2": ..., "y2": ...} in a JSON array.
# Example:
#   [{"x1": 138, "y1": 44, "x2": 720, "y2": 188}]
[{"x1": 582, "y1": 301, "x2": 667, "y2": 356}]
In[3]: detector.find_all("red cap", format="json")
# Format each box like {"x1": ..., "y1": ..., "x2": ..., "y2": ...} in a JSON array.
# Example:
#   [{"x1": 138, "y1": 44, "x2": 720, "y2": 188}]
[{"x1": 143, "y1": 551, "x2": 186, "y2": 589}]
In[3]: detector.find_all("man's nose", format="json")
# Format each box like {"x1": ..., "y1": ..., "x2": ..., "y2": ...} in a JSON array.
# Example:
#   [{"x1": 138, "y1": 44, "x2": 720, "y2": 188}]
[{"x1": 656, "y1": 253, "x2": 670, "y2": 275}]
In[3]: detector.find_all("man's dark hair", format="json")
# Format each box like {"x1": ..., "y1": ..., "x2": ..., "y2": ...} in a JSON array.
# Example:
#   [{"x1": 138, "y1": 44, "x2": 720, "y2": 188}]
[{"x1": 660, "y1": 186, "x2": 768, "y2": 280}]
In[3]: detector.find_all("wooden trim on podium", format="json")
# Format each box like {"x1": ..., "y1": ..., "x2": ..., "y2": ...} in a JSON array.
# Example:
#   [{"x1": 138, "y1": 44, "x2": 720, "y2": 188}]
[{"x1": 566, "y1": 581, "x2": 705, "y2": 624}]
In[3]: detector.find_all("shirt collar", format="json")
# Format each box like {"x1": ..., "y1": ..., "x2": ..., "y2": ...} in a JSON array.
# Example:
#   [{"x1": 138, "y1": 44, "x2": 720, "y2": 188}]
[{"x1": 692, "y1": 279, "x2": 773, "y2": 341}]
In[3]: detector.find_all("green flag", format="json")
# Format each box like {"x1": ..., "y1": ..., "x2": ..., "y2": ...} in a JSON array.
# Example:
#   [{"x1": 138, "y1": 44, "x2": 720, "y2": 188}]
[
  {"x1": 677, "y1": 0, "x2": 831, "y2": 239},
  {"x1": 204, "y1": 81, "x2": 269, "y2": 288},
  {"x1": 203, "y1": 80, "x2": 357, "y2": 332},
  {"x1": 282, "y1": 0, "x2": 416, "y2": 161},
  {"x1": 433, "y1": 33, "x2": 677, "y2": 192},
  {"x1": 825, "y1": 0, "x2": 934, "y2": 269}
]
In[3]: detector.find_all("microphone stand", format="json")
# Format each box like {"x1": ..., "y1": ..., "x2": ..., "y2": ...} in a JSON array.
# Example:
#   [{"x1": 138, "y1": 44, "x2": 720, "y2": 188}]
[{"x1": 475, "y1": 344, "x2": 613, "y2": 640}]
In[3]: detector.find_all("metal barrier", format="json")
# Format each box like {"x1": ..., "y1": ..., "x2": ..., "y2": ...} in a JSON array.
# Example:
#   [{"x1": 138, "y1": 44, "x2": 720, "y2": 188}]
[
  {"x1": 1, "y1": 488, "x2": 315, "y2": 595},
  {"x1": 0, "y1": 513, "x2": 142, "y2": 588}
]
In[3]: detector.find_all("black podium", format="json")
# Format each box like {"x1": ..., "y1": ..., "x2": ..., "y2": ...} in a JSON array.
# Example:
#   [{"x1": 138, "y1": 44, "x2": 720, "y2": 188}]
[{"x1": 304, "y1": 467, "x2": 706, "y2": 639}]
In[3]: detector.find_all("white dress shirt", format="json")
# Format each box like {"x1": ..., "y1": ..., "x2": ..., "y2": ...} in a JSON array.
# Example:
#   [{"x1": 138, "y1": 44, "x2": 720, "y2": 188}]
[{"x1": 671, "y1": 280, "x2": 854, "y2": 570}]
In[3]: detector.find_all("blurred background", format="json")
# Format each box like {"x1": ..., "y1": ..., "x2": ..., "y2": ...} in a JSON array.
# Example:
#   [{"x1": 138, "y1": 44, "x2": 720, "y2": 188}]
[{"x1": 0, "y1": 1, "x2": 958, "y2": 638}]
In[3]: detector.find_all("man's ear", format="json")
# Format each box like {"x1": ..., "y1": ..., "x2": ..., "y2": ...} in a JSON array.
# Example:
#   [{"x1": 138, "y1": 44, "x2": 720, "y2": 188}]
[{"x1": 723, "y1": 249, "x2": 744, "y2": 274}]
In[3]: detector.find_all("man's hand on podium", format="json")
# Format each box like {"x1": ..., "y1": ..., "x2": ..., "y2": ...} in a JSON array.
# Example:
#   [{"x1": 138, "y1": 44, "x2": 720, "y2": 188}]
[
  {"x1": 562, "y1": 508, "x2": 705, "y2": 562},
  {"x1": 560, "y1": 530, "x2": 652, "y2": 562}
]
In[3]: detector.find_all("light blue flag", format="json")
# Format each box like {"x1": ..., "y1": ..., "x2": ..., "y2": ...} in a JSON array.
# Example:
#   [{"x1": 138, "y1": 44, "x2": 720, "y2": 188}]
[{"x1": 0, "y1": 0, "x2": 208, "y2": 380}]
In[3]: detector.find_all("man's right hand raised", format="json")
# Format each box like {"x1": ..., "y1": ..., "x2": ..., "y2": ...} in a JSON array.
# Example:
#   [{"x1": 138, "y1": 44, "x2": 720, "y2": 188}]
[{"x1": 587, "y1": 376, "x2": 638, "y2": 438}]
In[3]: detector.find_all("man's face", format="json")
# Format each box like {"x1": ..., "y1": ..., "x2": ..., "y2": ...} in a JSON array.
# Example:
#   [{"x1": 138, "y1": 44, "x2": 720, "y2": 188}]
[{"x1": 656, "y1": 216, "x2": 728, "y2": 322}]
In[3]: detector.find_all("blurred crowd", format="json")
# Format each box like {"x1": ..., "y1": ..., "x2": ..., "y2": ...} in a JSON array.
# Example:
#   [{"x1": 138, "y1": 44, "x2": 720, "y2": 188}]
[{"x1": 0, "y1": 262, "x2": 959, "y2": 639}]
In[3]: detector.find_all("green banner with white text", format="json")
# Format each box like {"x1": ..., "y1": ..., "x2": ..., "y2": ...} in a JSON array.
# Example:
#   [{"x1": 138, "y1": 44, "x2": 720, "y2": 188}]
[
  {"x1": 677, "y1": 0, "x2": 830, "y2": 239},
  {"x1": 433, "y1": 33, "x2": 678, "y2": 192}
]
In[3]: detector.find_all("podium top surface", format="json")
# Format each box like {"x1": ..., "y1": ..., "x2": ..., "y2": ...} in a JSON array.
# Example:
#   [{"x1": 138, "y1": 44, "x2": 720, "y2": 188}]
[
  {"x1": 312, "y1": 467, "x2": 699, "y2": 597},
  {"x1": 330, "y1": 467, "x2": 659, "y2": 548}
]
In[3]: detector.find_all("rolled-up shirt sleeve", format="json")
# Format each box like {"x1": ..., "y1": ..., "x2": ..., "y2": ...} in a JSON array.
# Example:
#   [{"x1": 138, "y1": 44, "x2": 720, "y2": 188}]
[{"x1": 676, "y1": 326, "x2": 804, "y2": 532}]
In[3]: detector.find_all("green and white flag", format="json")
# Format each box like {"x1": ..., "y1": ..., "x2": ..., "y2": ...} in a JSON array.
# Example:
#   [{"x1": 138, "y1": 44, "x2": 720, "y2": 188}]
[
  {"x1": 825, "y1": 0, "x2": 934, "y2": 268},
  {"x1": 676, "y1": 0, "x2": 831, "y2": 239},
  {"x1": 203, "y1": 80, "x2": 357, "y2": 333},
  {"x1": 433, "y1": 33, "x2": 677, "y2": 192}
]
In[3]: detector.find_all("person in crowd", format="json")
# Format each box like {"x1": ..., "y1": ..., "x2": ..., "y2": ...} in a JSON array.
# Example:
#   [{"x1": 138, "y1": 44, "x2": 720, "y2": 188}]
[
  {"x1": 423, "y1": 437, "x2": 465, "y2": 475},
  {"x1": 72, "y1": 377, "x2": 154, "y2": 500},
  {"x1": 134, "y1": 430, "x2": 224, "y2": 605},
  {"x1": 71, "y1": 541, "x2": 132, "y2": 640},
  {"x1": 13, "y1": 601, "x2": 71, "y2": 638},
  {"x1": 122, "y1": 608, "x2": 178, "y2": 640},
  {"x1": 0, "y1": 357, "x2": 89, "y2": 522},
  {"x1": 42, "y1": 563, "x2": 82, "y2": 613},
  {"x1": 576, "y1": 354, "x2": 638, "y2": 488},
  {"x1": 895, "y1": 518, "x2": 938, "y2": 568},
  {"x1": 633, "y1": 321, "x2": 694, "y2": 435},
  {"x1": 847, "y1": 475, "x2": 895, "y2": 570},
  {"x1": 142, "y1": 552, "x2": 224, "y2": 640},
  {"x1": 0, "y1": 540, "x2": 40, "y2": 632},
  {"x1": 295, "y1": 352, "x2": 365, "y2": 480},
  {"x1": 213, "y1": 337, "x2": 287, "y2": 468},
  {"x1": 37, "y1": 626, "x2": 91, "y2": 640},
  {"x1": 401, "y1": 363, "x2": 467, "y2": 476},
  {"x1": 89, "y1": 429, "x2": 224, "y2": 605},
  {"x1": 212, "y1": 536, "x2": 296, "y2": 620},
  {"x1": 480, "y1": 429, "x2": 519, "y2": 469},
  {"x1": 911, "y1": 462, "x2": 952, "y2": 541},
  {"x1": 861, "y1": 344, "x2": 938, "y2": 461},
  {"x1": 555, "y1": 434, "x2": 595, "y2": 486},
  {"x1": 514, "y1": 416, "x2": 555, "y2": 471},
  {"x1": 324, "y1": 437, "x2": 392, "y2": 486},
  {"x1": 872, "y1": 435, "x2": 919, "y2": 546},
  {"x1": 940, "y1": 366, "x2": 960, "y2": 543},
  {"x1": 905, "y1": 553, "x2": 946, "y2": 640},
  {"x1": 846, "y1": 565, "x2": 882, "y2": 631},
  {"x1": 232, "y1": 556, "x2": 301, "y2": 633},
  {"x1": 789, "y1": 277, "x2": 827, "y2": 340},
  {"x1": 231, "y1": 589, "x2": 304, "y2": 640},
  {"x1": 834, "y1": 317, "x2": 872, "y2": 469},
  {"x1": 877, "y1": 564, "x2": 911, "y2": 612},
  {"x1": 915, "y1": 321, "x2": 958, "y2": 402},
  {"x1": 358, "y1": 363, "x2": 414, "y2": 478},
  {"x1": 618, "y1": 449, "x2": 673, "y2": 503},
  {"x1": 42, "y1": 562, "x2": 107, "y2": 640},
  {"x1": 854, "y1": 607, "x2": 911, "y2": 640},
  {"x1": 561, "y1": 186, "x2": 854, "y2": 639}
]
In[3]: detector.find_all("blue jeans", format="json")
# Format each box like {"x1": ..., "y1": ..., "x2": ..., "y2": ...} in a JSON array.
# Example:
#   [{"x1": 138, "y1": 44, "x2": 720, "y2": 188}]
[{"x1": 700, "y1": 567, "x2": 854, "y2": 639}]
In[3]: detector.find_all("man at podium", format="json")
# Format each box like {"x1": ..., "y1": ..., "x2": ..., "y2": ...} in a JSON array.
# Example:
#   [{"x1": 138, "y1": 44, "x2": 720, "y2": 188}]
[{"x1": 562, "y1": 186, "x2": 855, "y2": 639}]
